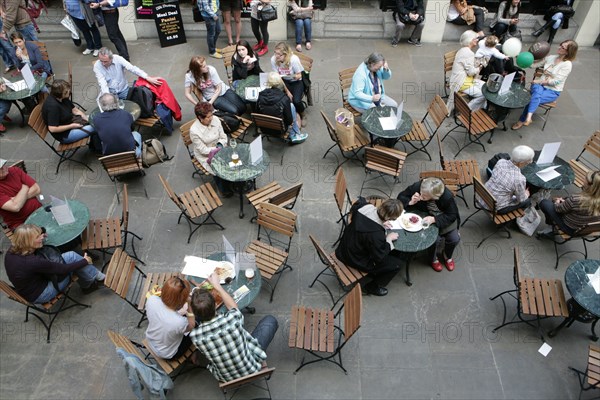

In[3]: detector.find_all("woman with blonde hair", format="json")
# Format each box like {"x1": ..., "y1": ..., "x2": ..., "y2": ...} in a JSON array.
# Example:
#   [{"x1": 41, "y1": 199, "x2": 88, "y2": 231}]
[
  {"x1": 184, "y1": 56, "x2": 246, "y2": 115},
  {"x1": 145, "y1": 276, "x2": 196, "y2": 360},
  {"x1": 270, "y1": 42, "x2": 306, "y2": 126},
  {"x1": 3, "y1": 224, "x2": 105, "y2": 303},
  {"x1": 538, "y1": 171, "x2": 600, "y2": 237}
]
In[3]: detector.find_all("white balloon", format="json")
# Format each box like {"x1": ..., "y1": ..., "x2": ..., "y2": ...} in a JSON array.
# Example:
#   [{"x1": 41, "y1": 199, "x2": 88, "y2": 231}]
[{"x1": 503, "y1": 38, "x2": 522, "y2": 57}]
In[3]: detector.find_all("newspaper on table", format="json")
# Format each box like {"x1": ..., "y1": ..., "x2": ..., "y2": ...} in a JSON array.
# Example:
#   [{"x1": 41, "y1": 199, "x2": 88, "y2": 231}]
[
  {"x1": 49, "y1": 196, "x2": 75, "y2": 225},
  {"x1": 378, "y1": 102, "x2": 403, "y2": 130}
]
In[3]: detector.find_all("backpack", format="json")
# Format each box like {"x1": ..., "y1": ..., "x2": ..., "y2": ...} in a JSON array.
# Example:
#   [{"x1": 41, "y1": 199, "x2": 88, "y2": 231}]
[
  {"x1": 21, "y1": 0, "x2": 47, "y2": 33},
  {"x1": 127, "y1": 86, "x2": 155, "y2": 118},
  {"x1": 142, "y1": 139, "x2": 172, "y2": 167},
  {"x1": 486, "y1": 152, "x2": 511, "y2": 178},
  {"x1": 213, "y1": 110, "x2": 241, "y2": 134}
]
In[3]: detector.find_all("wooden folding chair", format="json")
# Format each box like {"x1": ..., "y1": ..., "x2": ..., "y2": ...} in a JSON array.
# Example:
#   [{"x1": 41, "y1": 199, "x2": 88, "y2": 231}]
[
  {"x1": 461, "y1": 177, "x2": 525, "y2": 248},
  {"x1": 251, "y1": 113, "x2": 289, "y2": 165},
  {"x1": 82, "y1": 185, "x2": 144, "y2": 266},
  {"x1": 443, "y1": 50, "x2": 458, "y2": 98},
  {"x1": 158, "y1": 174, "x2": 224, "y2": 243},
  {"x1": 569, "y1": 343, "x2": 600, "y2": 400},
  {"x1": 246, "y1": 182, "x2": 303, "y2": 222},
  {"x1": 29, "y1": 104, "x2": 92, "y2": 174},
  {"x1": 570, "y1": 131, "x2": 600, "y2": 189},
  {"x1": 296, "y1": 52, "x2": 313, "y2": 106},
  {"x1": 219, "y1": 366, "x2": 276, "y2": 400},
  {"x1": 489, "y1": 247, "x2": 568, "y2": 341},
  {"x1": 136, "y1": 270, "x2": 186, "y2": 327},
  {"x1": 288, "y1": 284, "x2": 362, "y2": 374},
  {"x1": 31, "y1": 41, "x2": 53, "y2": 84},
  {"x1": 67, "y1": 62, "x2": 85, "y2": 111},
  {"x1": 180, "y1": 119, "x2": 211, "y2": 180},
  {"x1": 400, "y1": 95, "x2": 448, "y2": 160},
  {"x1": 436, "y1": 131, "x2": 481, "y2": 208},
  {"x1": 99, "y1": 151, "x2": 147, "y2": 202},
  {"x1": 419, "y1": 170, "x2": 459, "y2": 196},
  {"x1": 332, "y1": 168, "x2": 352, "y2": 248},
  {"x1": 338, "y1": 67, "x2": 361, "y2": 117},
  {"x1": 222, "y1": 114, "x2": 252, "y2": 142},
  {"x1": 360, "y1": 145, "x2": 407, "y2": 197},
  {"x1": 542, "y1": 222, "x2": 600, "y2": 270},
  {"x1": 443, "y1": 92, "x2": 496, "y2": 157},
  {"x1": 245, "y1": 203, "x2": 297, "y2": 302},
  {"x1": 308, "y1": 234, "x2": 367, "y2": 308},
  {"x1": 220, "y1": 44, "x2": 237, "y2": 85},
  {"x1": 0, "y1": 277, "x2": 89, "y2": 342},
  {"x1": 320, "y1": 110, "x2": 368, "y2": 171}
]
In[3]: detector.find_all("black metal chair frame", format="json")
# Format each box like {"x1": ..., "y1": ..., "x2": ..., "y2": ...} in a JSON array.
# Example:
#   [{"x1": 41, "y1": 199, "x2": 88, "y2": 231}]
[{"x1": 541, "y1": 223, "x2": 600, "y2": 270}]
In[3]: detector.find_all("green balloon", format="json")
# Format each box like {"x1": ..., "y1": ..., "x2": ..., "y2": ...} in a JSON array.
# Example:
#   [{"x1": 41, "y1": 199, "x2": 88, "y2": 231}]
[{"x1": 516, "y1": 51, "x2": 535, "y2": 68}]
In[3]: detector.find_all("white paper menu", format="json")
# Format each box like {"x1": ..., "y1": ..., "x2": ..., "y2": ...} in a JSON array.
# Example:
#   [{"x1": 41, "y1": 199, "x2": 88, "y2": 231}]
[
  {"x1": 250, "y1": 135, "x2": 263, "y2": 165},
  {"x1": 49, "y1": 196, "x2": 75, "y2": 225},
  {"x1": 536, "y1": 166, "x2": 560, "y2": 182},
  {"x1": 20, "y1": 64, "x2": 36, "y2": 90},
  {"x1": 378, "y1": 102, "x2": 403, "y2": 130},
  {"x1": 537, "y1": 142, "x2": 561, "y2": 165},
  {"x1": 222, "y1": 234, "x2": 237, "y2": 274},
  {"x1": 498, "y1": 72, "x2": 515, "y2": 95}
]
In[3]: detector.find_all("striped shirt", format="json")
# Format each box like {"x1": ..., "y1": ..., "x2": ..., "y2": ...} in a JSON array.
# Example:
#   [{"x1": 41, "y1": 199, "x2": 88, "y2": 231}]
[{"x1": 555, "y1": 195, "x2": 600, "y2": 232}]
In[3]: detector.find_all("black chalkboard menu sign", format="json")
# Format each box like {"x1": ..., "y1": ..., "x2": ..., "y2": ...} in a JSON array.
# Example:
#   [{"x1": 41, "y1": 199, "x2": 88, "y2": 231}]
[{"x1": 154, "y1": 2, "x2": 187, "y2": 47}]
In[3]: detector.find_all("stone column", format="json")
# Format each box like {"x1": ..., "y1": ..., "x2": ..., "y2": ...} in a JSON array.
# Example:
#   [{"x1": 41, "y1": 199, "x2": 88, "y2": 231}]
[
  {"x1": 265, "y1": 1, "x2": 287, "y2": 41},
  {"x1": 573, "y1": 0, "x2": 600, "y2": 47},
  {"x1": 119, "y1": 3, "x2": 139, "y2": 41},
  {"x1": 421, "y1": 0, "x2": 448, "y2": 44}
]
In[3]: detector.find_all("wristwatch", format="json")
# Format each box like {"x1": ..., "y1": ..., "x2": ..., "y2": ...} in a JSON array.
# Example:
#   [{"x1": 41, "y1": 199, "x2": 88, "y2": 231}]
[{"x1": 186, "y1": 313, "x2": 195, "y2": 318}]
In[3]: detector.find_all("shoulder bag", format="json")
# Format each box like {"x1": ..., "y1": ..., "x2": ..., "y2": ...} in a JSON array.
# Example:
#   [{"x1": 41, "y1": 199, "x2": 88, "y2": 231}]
[{"x1": 258, "y1": 3, "x2": 278, "y2": 21}]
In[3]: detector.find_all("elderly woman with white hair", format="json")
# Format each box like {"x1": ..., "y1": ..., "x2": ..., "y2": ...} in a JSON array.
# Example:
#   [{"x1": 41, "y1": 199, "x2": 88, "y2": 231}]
[
  {"x1": 484, "y1": 145, "x2": 534, "y2": 214},
  {"x1": 397, "y1": 178, "x2": 461, "y2": 272},
  {"x1": 348, "y1": 52, "x2": 398, "y2": 113},
  {"x1": 447, "y1": 30, "x2": 486, "y2": 113}
]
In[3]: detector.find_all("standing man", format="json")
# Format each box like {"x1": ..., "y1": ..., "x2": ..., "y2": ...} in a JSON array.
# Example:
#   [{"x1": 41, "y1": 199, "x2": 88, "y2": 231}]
[
  {"x1": 89, "y1": 0, "x2": 130, "y2": 61},
  {"x1": 93, "y1": 47, "x2": 162, "y2": 99},
  {"x1": 391, "y1": 0, "x2": 425, "y2": 47},
  {"x1": 0, "y1": 159, "x2": 42, "y2": 230},
  {"x1": 221, "y1": 0, "x2": 241, "y2": 47},
  {"x1": 93, "y1": 93, "x2": 142, "y2": 157},
  {"x1": 199, "y1": 0, "x2": 223, "y2": 59},
  {"x1": 189, "y1": 273, "x2": 278, "y2": 382},
  {"x1": 1, "y1": 0, "x2": 38, "y2": 41}
]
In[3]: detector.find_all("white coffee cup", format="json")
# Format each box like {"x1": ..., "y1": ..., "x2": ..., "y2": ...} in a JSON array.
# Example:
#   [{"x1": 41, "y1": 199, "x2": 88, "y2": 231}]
[{"x1": 245, "y1": 269, "x2": 255, "y2": 279}]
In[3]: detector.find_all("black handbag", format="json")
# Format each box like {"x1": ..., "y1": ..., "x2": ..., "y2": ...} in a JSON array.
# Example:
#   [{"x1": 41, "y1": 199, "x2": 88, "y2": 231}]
[
  {"x1": 193, "y1": 3, "x2": 204, "y2": 22},
  {"x1": 258, "y1": 3, "x2": 277, "y2": 21}
]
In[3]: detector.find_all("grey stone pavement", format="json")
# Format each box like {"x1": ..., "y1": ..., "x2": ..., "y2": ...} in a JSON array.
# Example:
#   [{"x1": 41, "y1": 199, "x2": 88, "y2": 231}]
[{"x1": 0, "y1": 37, "x2": 599, "y2": 400}]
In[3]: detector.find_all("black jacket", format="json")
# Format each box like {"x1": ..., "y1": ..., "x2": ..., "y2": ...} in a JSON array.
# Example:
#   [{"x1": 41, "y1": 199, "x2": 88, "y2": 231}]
[
  {"x1": 395, "y1": 0, "x2": 424, "y2": 23},
  {"x1": 335, "y1": 201, "x2": 391, "y2": 272},
  {"x1": 256, "y1": 87, "x2": 293, "y2": 127},
  {"x1": 231, "y1": 55, "x2": 263, "y2": 81},
  {"x1": 397, "y1": 181, "x2": 460, "y2": 231}
]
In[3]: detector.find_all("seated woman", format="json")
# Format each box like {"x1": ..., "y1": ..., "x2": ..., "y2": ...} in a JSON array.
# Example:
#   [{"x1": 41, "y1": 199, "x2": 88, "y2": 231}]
[
  {"x1": 348, "y1": 52, "x2": 398, "y2": 114},
  {"x1": 270, "y1": 42, "x2": 306, "y2": 126},
  {"x1": 4, "y1": 224, "x2": 105, "y2": 304},
  {"x1": 190, "y1": 102, "x2": 233, "y2": 197},
  {"x1": 532, "y1": 0, "x2": 574, "y2": 45},
  {"x1": 447, "y1": 0, "x2": 485, "y2": 37},
  {"x1": 256, "y1": 72, "x2": 308, "y2": 144},
  {"x1": 41, "y1": 79, "x2": 95, "y2": 144},
  {"x1": 231, "y1": 40, "x2": 263, "y2": 82},
  {"x1": 287, "y1": 0, "x2": 313, "y2": 52},
  {"x1": 397, "y1": 178, "x2": 461, "y2": 272},
  {"x1": 512, "y1": 40, "x2": 578, "y2": 130},
  {"x1": 184, "y1": 56, "x2": 246, "y2": 116},
  {"x1": 538, "y1": 171, "x2": 600, "y2": 237},
  {"x1": 490, "y1": 0, "x2": 521, "y2": 39},
  {"x1": 483, "y1": 145, "x2": 533, "y2": 214},
  {"x1": 335, "y1": 198, "x2": 404, "y2": 296},
  {"x1": 447, "y1": 30, "x2": 486, "y2": 113},
  {"x1": 145, "y1": 276, "x2": 196, "y2": 360},
  {"x1": 10, "y1": 32, "x2": 52, "y2": 78}
]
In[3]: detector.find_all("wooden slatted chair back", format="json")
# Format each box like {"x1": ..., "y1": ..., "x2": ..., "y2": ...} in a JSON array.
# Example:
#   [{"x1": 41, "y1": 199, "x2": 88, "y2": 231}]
[
  {"x1": 31, "y1": 41, "x2": 49, "y2": 61},
  {"x1": 320, "y1": 110, "x2": 337, "y2": 143},
  {"x1": 121, "y1": 184, "x2": 130, "y2": 231},
  {"x1": 588, "y1": 344, "x2": 600, "y2": 387},
  {"x1": 251, "y1": 113, "x2": 287, "y2": 136},
  {"x1": 338, "y1": 67, "x2": 356, "y2": 103},
  {"x1": 179, "y1": 119, "x2": 210, "y2": 177},
  {"x1": 364, "y1": 146, "x2": 403, "y2": 177},
  {"x1": 107, "y1": 330, "x2": 149, "y2": 364},
  {"x1": 28, "y1": 104, "x2": 49, "y2": 140},
  {"x1": 99, "y1": 151, "x2": 143, "y2": 179},
  {"x1": 105, "y1": 248, "x2": 138, "y2": 299},
  {"x1": 419, "y1": 170, "x2": 459, "y2": 195},
  {"x1": 191, "y1": 85, "x2": 203, "y2": 103},
  {"x1": 295, "y1": 52, "x2": 313, "y2": 73},
  {"x1": 142, "y1": 338, "x2": 196, "y2": 376},
  {"x1": 138, "y1": 272, "x2": 184, "y2": 312},
  {"x1": 219, "y1": 366, "x2": 275, "y2": 392},
  {"x1": 158, "y1": 174, "x2": 184, "y2": 210},
  {"x1": 473, "y1": 177, "x2": 496, "y2": 212},
  {"x1": 513, "y1": 246, "x2": 522, "y2": 289},
  {"x1": 569, "y1": 159, "x2": 589, "y2": 189},
  {"x1": 427, "y1": 94, "x2": 449, "y2": 131},
  {"x1": 577, "y1": 130, "x2": 600, "y2": 170},
  {"x1": 221, "y1": 44, "x2": 237, "y2": 84},
  {"x1": 309, "y1": 234, "x2": 335, "y2": 270},
  {"x1": 454, "y1": 91, "x2": 471, "y2": 123},
  {"x1": 443, "y1": 50, "x2": 457, "y2": 95},
  {"x1": 334, "y1": 168, "x2": 349, "y2": 217},
  {"x1": 0, "y1": 279, "x2": 31, "y2": 307},
  {"x1": 572, "y1": 221, "x2": 600, "y2": 238},
  {"x1": 270, "y1": 183, "x2": 302, "y2": 209},
  {"x1": 435, "y1": 131, "x2": 446, "y2": 166},
  {"x1": 342, "y1": 284, "x2": 362, "y2": 341},
  {"x1": 256, "y1": 203, "x2": 296, "y2": 238},
  {"x1": 2, "y1": 222, "x2": 14, "y2": 244}
]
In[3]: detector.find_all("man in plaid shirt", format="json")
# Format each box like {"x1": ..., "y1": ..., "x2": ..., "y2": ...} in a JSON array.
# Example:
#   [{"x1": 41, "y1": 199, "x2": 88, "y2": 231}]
[
  {"x1": 484, "y1": 145, "x2": 534, "y2": 214},
  {"x1": 189, "y1": 272, "x2": 278, "y2": 382}
]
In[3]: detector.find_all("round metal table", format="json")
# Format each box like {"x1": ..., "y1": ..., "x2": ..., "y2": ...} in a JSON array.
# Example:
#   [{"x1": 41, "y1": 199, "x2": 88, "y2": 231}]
[
  {"x1": 392, "y1": 222, "x2": 439, "y2": 286},
  {"x1": 233, "y1": 75, "x2": 260, "y2": 102},
  {"x1": 483, "y1": 81, "x2": 531, "y2": 143},
  {"x1": 521, "y1": 152, "x2": 574, "y2": 191},
  {"x1": 24, "y1": 200, "x2": 90, "y2": 247},
  {"x1": 0, "y1": 73, "x2": 46, "y2": 128},
  {"x1": 361, "y1": 106, "x2": 413, "y2": 146}
]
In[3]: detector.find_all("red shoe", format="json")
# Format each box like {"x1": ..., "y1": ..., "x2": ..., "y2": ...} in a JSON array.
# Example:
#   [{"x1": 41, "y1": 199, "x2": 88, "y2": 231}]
[
  {"x1": 445, "y1": 258, "x2": 455, "y2": 271},
  {"x1": 431, "y1": 260, "x2": 443, "y2": 272},
  {"x1": 253, "y1": 41, "x2": 263, "y2": 51},
  {"x1": 257, "y1": 45, "x2": 268, "y2": 57},
  {"x1": 0, "y1": 123, "x2": 6, "y2": 133}
]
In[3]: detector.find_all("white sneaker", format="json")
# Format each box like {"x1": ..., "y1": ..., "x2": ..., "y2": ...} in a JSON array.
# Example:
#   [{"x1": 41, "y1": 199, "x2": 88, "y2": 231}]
[
  {"x1": 93, "y1": 49, "x2": 99, "y2": 57},
  {"x1": 291, "y1": 132, "x2": 308, "y2": 144},
  {"x1": 82, "y1": 49, "x2": 93, "y2": 55}
]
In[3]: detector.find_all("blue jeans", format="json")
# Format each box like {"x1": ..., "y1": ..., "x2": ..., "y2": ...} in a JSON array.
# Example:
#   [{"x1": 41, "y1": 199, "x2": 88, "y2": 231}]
[
  {"x1": 520, "y1": 84, "x2": 560, "y2": 121},
  {"x1": 70, "y1": 15, "x2": 103, "y2": 50},
  {"x1": 133, "y1": 131, "x2": 142, "y2": 157},
  {"x1": 34, "y1": 251, "x2": 100, "y2": 303},
  {"x1": 16, "y1": 23, "x2": 38, "y2": 41},
  {"x1": 294, "y1": 18, "x2": 312, "y2": 44},
  {"x1": 63, "y1": 125, "x2": 95, "y2": 144},
  {"x1": 250, "y1": 315, "x2": 278, "y2": 351},
  {"x1": 204, "y1": 16, "x2": 221, "y2": 54},
  {"x1": 289, "y1": 103, "x2": 301, "y2": 138},
  {"x1": 0, "y1": 100, "x2": 11, "y2": 121},
  {"x1": 213, "y1": 89, "x2": 246, "y2": 115},
  {"x1": 0, "y1": 37, "x2": 15, "y2": 68}
]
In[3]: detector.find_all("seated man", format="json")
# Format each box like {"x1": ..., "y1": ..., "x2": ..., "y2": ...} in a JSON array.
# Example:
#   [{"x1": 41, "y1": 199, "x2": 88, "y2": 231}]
[
  {"x1": 189, "y1": 272, "x2": 278, "y2": 382},
  {"x1": 0, "y1": 158, "x2": 42, "y2": 229},
  {"x1": 483, "y1": 145, "x2": 534, "y2": 214},
  {"x1": 335, "y1": 198, "x2": 403, "y2": 296},
  {"x1": 93, "y1": 93, "x2": 142, "y2": 157},
  {"x1": 93, "y1": 47, "x2": 162, "y2": 99}
]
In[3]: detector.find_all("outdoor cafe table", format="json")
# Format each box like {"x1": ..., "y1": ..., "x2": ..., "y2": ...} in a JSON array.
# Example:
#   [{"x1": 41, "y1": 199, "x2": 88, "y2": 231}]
[
  {"x1": 483, "y1": 81, "x2": 531, "y2": 142},
  {"x1": 0, "y1": 73, "x2": 46, "y2": 128},
  {"x1": 233, "y1": 75, "x2": 260, "y2": 102},
  {"x1": 391, "y1": 221, "x2": 439, "y2": 287},
  {"x1": 548, "y1": 259, "x2": 600, "y2": 341},
  {"x1": 211, "y1": 143, "x2": 270, "y2": 219},
  {"x1": 24, "y1": 200, "x2": 90, "y2": 247},
  {"x1": 361, "y1": 105, "x2": 413, "y2": 146},
  {"x1": 521, "y1": 151, "x2": 574, "y2": 192},
  {"x1": 88, "y1": 100, "x2": 141, "y2": 128}
]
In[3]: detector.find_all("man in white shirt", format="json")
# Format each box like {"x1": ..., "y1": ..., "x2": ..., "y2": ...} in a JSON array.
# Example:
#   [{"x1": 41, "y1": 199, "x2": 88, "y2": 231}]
[{"x1": 93, "y1": 47, "x2": 162, "y2": 99}]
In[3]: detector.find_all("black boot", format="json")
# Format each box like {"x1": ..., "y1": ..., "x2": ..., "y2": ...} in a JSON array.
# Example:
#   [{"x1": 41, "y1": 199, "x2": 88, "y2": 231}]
[
  {"x1": 532, "y1": 21, "x2": 552, "y2": 37},
  {"x1": 547, "y1": 27, "x2": 558, "y2": 45}
]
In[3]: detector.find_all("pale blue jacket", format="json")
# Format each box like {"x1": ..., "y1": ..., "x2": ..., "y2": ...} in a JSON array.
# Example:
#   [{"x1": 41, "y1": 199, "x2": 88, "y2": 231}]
[{"x1": 348, "y1": 61, "x2": 392, "y2": 110}]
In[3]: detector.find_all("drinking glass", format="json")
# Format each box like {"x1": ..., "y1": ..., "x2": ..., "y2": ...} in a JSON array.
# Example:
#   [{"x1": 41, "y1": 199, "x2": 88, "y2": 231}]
[{"x1": 229, "y1": 139, "x2": 237, "y2": 149}]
